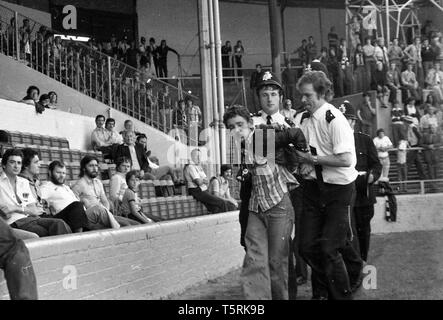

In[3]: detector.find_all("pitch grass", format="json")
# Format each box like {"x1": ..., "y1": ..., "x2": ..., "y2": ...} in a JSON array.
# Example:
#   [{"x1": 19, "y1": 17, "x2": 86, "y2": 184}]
[{"x1": 169, "y1": 230, "x2": 443, "y2": 300}]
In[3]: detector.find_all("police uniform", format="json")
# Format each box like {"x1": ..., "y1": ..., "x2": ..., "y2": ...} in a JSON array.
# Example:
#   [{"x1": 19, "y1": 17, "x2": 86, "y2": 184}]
[
  {"x1": 298, "y1": 101, "x2": 358, "y2": 300},
  {"x1": 340, "y1": 102, "x2": 382, "y2": 262}
]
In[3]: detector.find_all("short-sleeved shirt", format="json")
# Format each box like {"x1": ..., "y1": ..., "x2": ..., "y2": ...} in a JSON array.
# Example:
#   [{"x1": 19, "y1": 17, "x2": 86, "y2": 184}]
[
  {"x1": 120, "y1": 188, "x2": 140, "y2": 217},
  {"x1": 109, "y1": 173, "x2": 127, "y2": 202},
  {"x1": 373, "y1": 136, "x2": 393, "y2": 158},
  {"x1": 0, "y1": 172, "x2": 37, "y2": 225},
  {"x1": 184, "y1": 163, "x2": 208, "y2": 190},
  {"x1": 299, "y1": 102, "x2": 358, "y2": 185},
  {"x1": 40, "y1": 181, "x2": 79, "y2": 215},
  {"x1": 72, "y1": 177, "x2": 106, "y2": 209},
  {"x1": 208, "y1": 176, "x2": 230, "y2": 198},
  {"x1": 91, "y1": 127, "x2": 107, "y2": 148}
]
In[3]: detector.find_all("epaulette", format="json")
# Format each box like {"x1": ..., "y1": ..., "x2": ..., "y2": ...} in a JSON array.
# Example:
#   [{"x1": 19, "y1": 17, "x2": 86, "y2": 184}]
[
  {"x1": 326, "y1": 110, "x2": 335, "y2": 123},
  {"x1": 300, "y1": 111, "x2": 310, "y2": 125},
  {"x1": 284, "y1": 117, "x2": 295, "y2": 127}
]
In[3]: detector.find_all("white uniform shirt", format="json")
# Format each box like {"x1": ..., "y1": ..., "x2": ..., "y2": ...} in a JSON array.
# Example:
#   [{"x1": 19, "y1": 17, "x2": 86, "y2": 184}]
[
  {"x1": 40, "y1": 181, "x2": 79, "y2": 215},
  {"x1": 0, "y1": 172, "x2": 37, "y2": 225},
  {"x1": 252, "y1": 111, "x2": 291, "y2": 128},
  {"x1": 299, "y1": 102, "x2": 358, "y2": 185}
]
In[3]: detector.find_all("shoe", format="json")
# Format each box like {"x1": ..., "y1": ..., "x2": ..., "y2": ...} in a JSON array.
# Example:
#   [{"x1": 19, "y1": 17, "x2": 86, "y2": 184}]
[
  {"x1": 296, "y1": 276, "x2": 307, "y2": 285},
  {"x1": 351, "y1": 265, "x2": 365, "y2": 293}
]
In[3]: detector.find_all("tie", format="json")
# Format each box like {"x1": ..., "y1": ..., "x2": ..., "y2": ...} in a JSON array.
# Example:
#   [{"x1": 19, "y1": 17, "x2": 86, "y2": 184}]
[{"x1": 266, "y1": 115, "x2": 272, "y2": 125}]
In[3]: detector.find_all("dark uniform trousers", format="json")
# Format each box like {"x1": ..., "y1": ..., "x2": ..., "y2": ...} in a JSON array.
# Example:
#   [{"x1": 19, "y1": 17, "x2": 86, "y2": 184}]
[
  {"x1": 300, "y1": 180, "x2": 361, "y2": 300},
  {"x1": 354, "y1": 205, "x2": 374, "y2": 262},
  {"x1": 0, "y1": 218, "x2": 38, "y2": 299}
]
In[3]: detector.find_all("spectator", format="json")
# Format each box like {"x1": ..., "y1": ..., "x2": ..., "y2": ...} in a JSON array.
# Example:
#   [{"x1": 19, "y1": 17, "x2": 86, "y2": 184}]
[
  {"x1": 113, "y1": 131, "x2": 180, "y2": 183},
  {"x1": 208, "y1": 165, "x2": 238, "y2": 210},
  {"x1": 433, "y1": 35, "x2": 443, "y2": 65},
  {"x1": 148, "y1": 37, "x2": 159, "y2": 77},
  {"x1": 72, "y1": 156, "x2": 136, "y2": 229},
  {"x1": 0, "y1": 149, "x2": 71, "y2": 236},
  {"x1": 349, "y1": 15, "x2": 362, "y2": 50},
  {"x1": 91, "y1": 114, "x2": 107, "y2": 151},
  {"x1": 105, "y1": 118, "x2": 123, "y2": 145},
  {"x1": 422, "y1": 38, "x2": 436, "y2": 77},
  {"x1": 173, "y1": 99, "x2": 188, "y2": 128},
  {"x1": 319, "y1": 47, "x2": 329, "y2": 66},
  {"x1": 185, "y1": 97, "x2": 202, "y2": 126},
  {"x1": 138, "y1": 36, "x2": 148, "y2": 66},
  {"x1": 371, "y1": 61, "x2": 390, "y2": 108},
  {"x1": 420, "y1": 105, "x2": 439, "y2": 132},
  {"x1": 250, "y1": 64, "x2": 264, "y2": 110},
  {"x1": 281, "y1": 62, "x2": 299, "y2": 104},
  {"x1": 184, "y1": 149, "x2": 236, "y2": 214},
  {"x1": 386, "y1": 62, "x2": 401, "y2": 104},
  {"x1": 119, "y1": 119, "x2": 142, "y2": 137},
  {"x1": 35, "y1": 94, "x2": 50, "y2": 114},
  {"x1": 120, "y1": 170, "x2": 160, "y2": 223},
  {"x1": 47, "y1": 91, "x2": 58, "y2": 109},
  {"x1": 374, "y1": 37, "x2": 389, "y2": 67},
  {"x1": 404, "y1": 37, "x2": 424, "y2": 87},
  {"x1": 233, "y1": 40, "x2": 245, "y2": 77},
  {"x1": 337, "y1": 38, "x2": 350, "y2": 61},
  {"x1": 401, "y1": 62, "x2": 420, "y2": 101},
  {"x1": 21, "y1": 85, "x2": 40, "y2": 106},
  {"x1": 222, "y1": 41, "x2": 233, "y2": 80},
  {"x1": 109, "y1": 156, "x2": 132, "y2": 212},
  {"x1": 327, "y1": 47, "x2": 340, "y2": 95},
  {"x1": 357, "y1": 94, "x2": 376, "y2": 136},
  {"x1": 327, "y1": 26, "x2": 339, "y2": 52},
  {"x1": 425, "y1": 62, "x2": 443, "y2": 102},
  {"x1": 156, "y1": 39, "x2": 179, "y2": 78},
  {"x1": 404, "y1": 115, "x2": 425, "y2": 180},
  {"x1": 391, "y1": 101, "x2": 406, "y2": 148},
  {"x1": 373, "y1": 128, "x2": 393, "y2": 181},
  {"x1": 17, "y1": 148, "x2": 44, "y2": 204},
  {"x1": 294, "y1": 39, "x2": 308, "y2": 65},
  {"x1": 354, "y1": 43, "x2": 367, "y2": 92},
  {"x1": 39, "y1": 161, "x2": 89, "y2": 233},
  {"x1": 387, "y1": 38, "x2": 404, "y2": 71},
  {"x1": 404, "y1": 97, "x2": 420, "y2": 120},
  {"x1": 306, "y1": 36, "x2": 317, "y2": 63},
  {"x1": 341, "y1": 56, "x2": 354, "y2": 96},
  {"x1": 126, "y1": 40, "x2": 139, "y2": 69},
  {"x1": 363, "y1": 37, "x2": 376, "y2": 86},
  {"x1": 420, "y1": 125, "x2": 441, "y2": 181},
  {"x1": 280, "y1": 99, "x2": 296, "y2": 119}
]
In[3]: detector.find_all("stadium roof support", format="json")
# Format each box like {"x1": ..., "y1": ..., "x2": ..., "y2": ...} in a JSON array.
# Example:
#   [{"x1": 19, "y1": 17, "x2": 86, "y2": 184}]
[{"x1": 345, "y1": 0, "x2": 442, "y2": 45}]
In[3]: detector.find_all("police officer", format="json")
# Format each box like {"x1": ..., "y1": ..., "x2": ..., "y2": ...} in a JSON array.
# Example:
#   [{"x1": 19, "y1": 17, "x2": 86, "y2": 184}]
[
  {"x1": 339, "y1": 101, "x2": 382, "y2": 263},
  {"x1": 0, "y1": 216, "x2": 38, "y2": 299},
  {"x1": 296, "y1": 71, "x2": 359, "y2": 300}
]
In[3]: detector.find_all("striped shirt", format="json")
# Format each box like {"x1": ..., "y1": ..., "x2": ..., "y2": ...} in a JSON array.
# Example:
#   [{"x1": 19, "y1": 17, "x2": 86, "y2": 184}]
[{"x1": 246, "y1": 112, "x2": 299, "y2": 212}]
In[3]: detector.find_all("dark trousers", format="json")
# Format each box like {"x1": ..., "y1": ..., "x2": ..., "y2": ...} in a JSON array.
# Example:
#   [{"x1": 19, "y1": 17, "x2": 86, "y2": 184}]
[
  {"x1": 53, "y1": 201, "x2": 89, "y2": 231},
  {"x1": 239, "y1": 196, "x2": 250, "y2": 249},
  {"x1": 188, "y1": 187, "x2": 236, "y2": 214},
  {"x1": 299, "y1": 180, "x2": 356, "y2": 300},
  {"x1": 423, "y1": 149, "x2": 438, "y2": 180},
  {"x1": 354, "y1": 205, "x2": 375, "y2": 262},
  {"x1": 158, "y1": 60, "x2": 167, "y2": 78},
  {"x1": 0, "y1": 218, "x2": 38, "y2": 299},
  {"x1": 407, "y1": 149, "x2": 426, "y2": 180},
  {"x1": 11, "y1": 217, "x2": 71, "y2": 237}
]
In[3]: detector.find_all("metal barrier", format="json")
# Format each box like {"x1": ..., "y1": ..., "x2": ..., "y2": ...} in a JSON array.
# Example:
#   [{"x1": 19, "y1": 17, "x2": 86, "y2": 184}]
[
  {"x1": 388, "y1": 179, "x2": 443, "y2": 195},
  {"x1": 0, "y1": 4, "x2": 200, "y2": 141}
]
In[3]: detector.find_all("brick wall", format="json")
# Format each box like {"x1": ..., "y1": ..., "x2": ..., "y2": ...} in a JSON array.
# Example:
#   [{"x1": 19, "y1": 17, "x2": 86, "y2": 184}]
[{"x1": 0, "y1": 212, "x2": 244, "y2": 300}]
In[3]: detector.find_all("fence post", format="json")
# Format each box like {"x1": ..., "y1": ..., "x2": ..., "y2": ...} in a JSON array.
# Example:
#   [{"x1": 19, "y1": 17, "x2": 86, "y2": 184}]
[
  {"x1": 14, "y1": 11, "x2": 20, "y2": 61},
  {"x1": 107, "y1": 56, "x2": 112, "y2": 108},
  {"x1": 420, "y1": 180, "x2": 425, "y2": 194},
  {"x1": 241, "y1": 76, "x2": 247, "y2": 108}
]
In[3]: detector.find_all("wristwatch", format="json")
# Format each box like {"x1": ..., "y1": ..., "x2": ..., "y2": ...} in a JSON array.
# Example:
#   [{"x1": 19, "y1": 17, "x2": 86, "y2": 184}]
[{"x1": 312, "y1": 155, "x2": 319, "y2": 165}]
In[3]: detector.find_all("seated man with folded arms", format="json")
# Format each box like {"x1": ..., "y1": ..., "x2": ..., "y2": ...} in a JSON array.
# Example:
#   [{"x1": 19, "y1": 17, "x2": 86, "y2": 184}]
[
  {"x1": 109, "y1": 156, "x2": 132, "y2": 213},
  {"x1": 39, "y1": 161, "x2": 89, "y2": 233},
  {"x1": 184, "y1": 148, "x2": 237, "y2": 214},
  {"x1": 113, "y1": 130, "x2": 181, "y2": 184},
  {"x1": 208, "y1": 164, "x2": 239, "y2": 210},
  {"x1": 91, "y1": 115, "x2": 107, "y2": 151},
  {"x1": 72, "y1": 155, "x2": 139, "y2": 229},
  {"x1": 0, "y1": 148, "x2": 71, "y2": 237}
]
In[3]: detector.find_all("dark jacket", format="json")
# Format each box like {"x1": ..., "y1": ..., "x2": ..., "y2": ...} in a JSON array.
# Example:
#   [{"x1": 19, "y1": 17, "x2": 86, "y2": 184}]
[
  {"x1": 112, "y1": 143, "x2": 150, "y2": 172},
  {"x1": 354, "y1": 132, "x2": 382, "y2": 207}
]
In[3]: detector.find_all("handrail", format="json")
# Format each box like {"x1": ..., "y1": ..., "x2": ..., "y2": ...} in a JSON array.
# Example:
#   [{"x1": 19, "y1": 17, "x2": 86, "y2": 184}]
[{"x1": 0, "y1": 3, "x2": 200, "y2": 142}]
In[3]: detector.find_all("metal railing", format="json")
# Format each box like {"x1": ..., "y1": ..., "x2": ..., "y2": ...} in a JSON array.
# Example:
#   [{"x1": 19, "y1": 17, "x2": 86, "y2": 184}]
[
  {"x1": 389, "y1": 179, "x2": 443, "y2": 195},
  {"x1": 0, "y1": 4, "x2": 201, "y2": 143}
]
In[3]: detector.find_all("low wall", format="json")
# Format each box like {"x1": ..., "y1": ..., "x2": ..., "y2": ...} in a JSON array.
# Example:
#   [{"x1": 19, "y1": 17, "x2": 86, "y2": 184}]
[
  {"x1": 1, "y1": 194, "x2": 441, "y2": 300},
  {"x1": 372, "y1": 193, "x2": 443, "y2": 234},
  {"x1": 0, "y1": 211, "x2": 244, "y2": 300}
]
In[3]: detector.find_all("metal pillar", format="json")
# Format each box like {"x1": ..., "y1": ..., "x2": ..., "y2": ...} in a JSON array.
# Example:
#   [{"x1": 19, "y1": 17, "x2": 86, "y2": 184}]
[
  {"x1": 213, "y1": 0, "x2": 226, "y2": 165},
  {"x1": 268, "y1": 0, "x2": 282, "y2": 80},
  {"x1": 197, "y1": 0, "x2": 213, "y2": 131}
]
